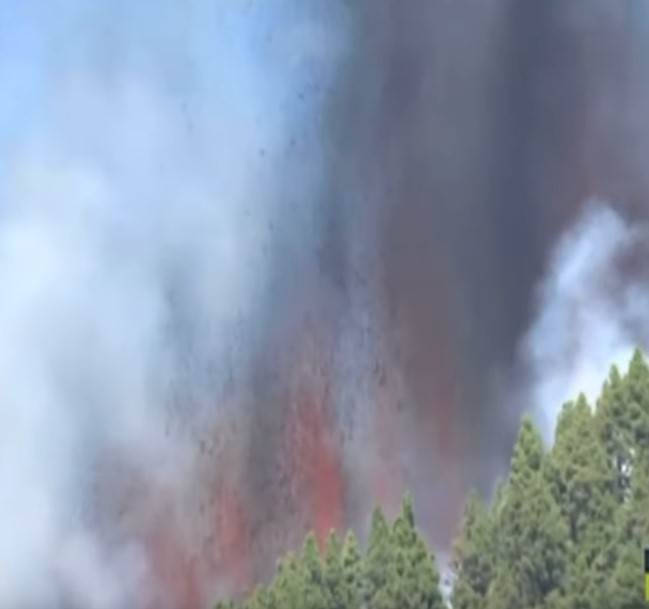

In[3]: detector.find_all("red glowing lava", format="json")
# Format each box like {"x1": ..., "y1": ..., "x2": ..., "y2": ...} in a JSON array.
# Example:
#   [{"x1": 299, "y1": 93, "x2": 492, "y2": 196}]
[
  {"x1": 292, "y1": 383, "x2": 344, "y2": 545},
  {"x1": 284, "y1": 321, "x2": 345, "y2": 547},
  {"x1": 370, "y1": 370, "x2": 405, "y2": 514},
  {"x1": 144, "y1": 514, "x2": 203, "y2": 609},
  {"x1": 212, "y1": 480, "x2": 251, "y2": 593}
]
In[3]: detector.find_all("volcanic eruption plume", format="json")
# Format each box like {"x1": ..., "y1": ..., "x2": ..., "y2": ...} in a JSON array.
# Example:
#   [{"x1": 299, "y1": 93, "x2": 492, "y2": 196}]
[{"x1": 2, "y1": 2, "x2": 649, "y2": 608}]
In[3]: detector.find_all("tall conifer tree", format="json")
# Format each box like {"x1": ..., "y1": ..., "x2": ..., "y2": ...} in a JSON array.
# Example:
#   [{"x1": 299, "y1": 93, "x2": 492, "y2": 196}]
[
  {"x1": 364, "y1": 507, "x2": 396, "y2": 609},
  {"x1": 493, "y1": 417, "x2": 567, "y2": 608},
  {"x1": 451, "y1": 492, "x2": 494, "y2": 609}
]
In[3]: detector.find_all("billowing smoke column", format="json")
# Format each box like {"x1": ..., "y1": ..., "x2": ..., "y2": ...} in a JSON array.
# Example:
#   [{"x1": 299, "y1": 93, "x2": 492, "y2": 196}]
[
  {"x1": 523, "y1": 202, "x2": 649, "y2": 440},
  {"x1": 320, "y1": 0, "x2": 649, "y2": 545},
  {"x1": 2, "y1": 1, "x2": 649, "y2": 608}
]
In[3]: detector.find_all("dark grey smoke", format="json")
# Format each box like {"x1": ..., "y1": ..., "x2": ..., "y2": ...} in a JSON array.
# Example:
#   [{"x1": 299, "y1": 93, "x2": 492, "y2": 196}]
[{"x1": 289, "y1": 0, "x2": 649, "y2": 540}]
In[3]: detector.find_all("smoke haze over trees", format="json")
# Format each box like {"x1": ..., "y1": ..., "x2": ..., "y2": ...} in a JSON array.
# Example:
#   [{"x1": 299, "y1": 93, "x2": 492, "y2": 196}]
[{"x1": 214, "y1": 350, "x2": 649, "y2": 609}]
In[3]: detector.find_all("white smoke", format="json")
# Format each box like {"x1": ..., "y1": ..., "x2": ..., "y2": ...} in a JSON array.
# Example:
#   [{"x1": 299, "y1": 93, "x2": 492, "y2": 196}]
[
  {"x1": 0, "y1": 0, "x2": 349, "y2": 603},
  {"x1": 0, "y1": 72, "x2": 277, "y2": 607},
  {"x1": 522, "y1": 201, "x2": 649, "y2": 440}
]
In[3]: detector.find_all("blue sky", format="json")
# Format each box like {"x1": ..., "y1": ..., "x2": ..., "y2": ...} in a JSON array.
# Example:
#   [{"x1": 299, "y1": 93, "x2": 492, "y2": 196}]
[{"x1": 0, "y1": 0, "x2": 349, "y2": 179}]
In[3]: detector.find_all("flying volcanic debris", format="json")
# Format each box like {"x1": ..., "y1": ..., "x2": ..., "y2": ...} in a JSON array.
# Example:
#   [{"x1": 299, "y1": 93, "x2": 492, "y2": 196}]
[{"x1": 1, "y1": 2, "x2": 649, "y2": 608}]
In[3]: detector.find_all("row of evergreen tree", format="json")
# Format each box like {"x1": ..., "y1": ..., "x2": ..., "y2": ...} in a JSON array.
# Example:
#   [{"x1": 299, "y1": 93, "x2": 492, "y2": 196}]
[{"x1": 215, "y1": 350, "x2": 649, "y2": 609}]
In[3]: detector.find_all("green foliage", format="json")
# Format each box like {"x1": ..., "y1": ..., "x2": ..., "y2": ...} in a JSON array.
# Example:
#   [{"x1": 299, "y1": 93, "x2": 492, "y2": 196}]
[
  {"x1": 550, "y1": 395, "x2": 615, "y2": 545},
  {"x1": 271, "y1": 552, "x2": 303, "y2": 609},
  {"x1": 364, "y1": 506, "x2": 396, "y2": 609},
  {"x1": 245, "y1": 586, "x2": 276, "y2": 609},
  {"x1": 302, "y1": 533, "x2": 328, "y2": 609},
  {"x1": 340, "y1": 531, "x2": 362, "y2": 609},
  {"x1": 451, "y1": 492, "x2": 494, "y2": 609},
  {"x1": 605, "y1": 449, "x2": 649, "y2": 608},
  {"x1": 214, "y1": 349, "x2": 649, "y2": 609},
  {"x1": 392, "y1": 494, "x2": 444, "y2": 609},
  {"x1": 596, "y1": 349, "x2": 649, "y2": 503},
  {"x1": 323, "y1": 531, "x2": 345, "y2": 609},
  {"x1": 495, "y1": 417, "x2": 567, "y2": 607},
  {"x1": 484, "y1": 567, "x2": 518, "y2": 609},
  {"x1": 595, "y1": 365, "x2": 630, "y2": 499},
  {"x1": 549, "y1": 395, "x2": 618, "y2": 608}
]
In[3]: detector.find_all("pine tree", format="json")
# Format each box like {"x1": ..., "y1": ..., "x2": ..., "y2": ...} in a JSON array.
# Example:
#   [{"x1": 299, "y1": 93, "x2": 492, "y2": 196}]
[
  {"x1": 625, "y1": 348, "x2": 649, "y2": 452},
  {"x1": 302, "y1": 532, "x2": 328, "y2": 609},
  {"x1": 323, "y1": 531, "x2": 346, "y2": 609},
  {"x1": 606, "y1": 449, "x2": 649, "y2": 608},
  {"x1": 493, "y1": 417, "x2": 567, "y2": 608},
  {"x1": 485, "y1": 567, "x2": 518, "y2": 609},
  {"x1": 510, "y1": 416, "x2": 544, "y2": 486},
  {"x1": 548, "y1": 395, "x2": 618, "y2": 609},
  {"x1": 551, "y1": 395, "x2": 617, "y2": 553},
  {"x1": 595, "y1": 352, "x2": 649, "y2": 502},
  {"x1": 393, "y1": 494, "x2": 416, "y2": 549},
  {"x1": 559, "y1": 551, "x2": 610, "y2": 609},
  {"x1": 245, "y1": 585, "x2": 275, "y2": 609},
  {"x1": 411, "y1": 534, "x2": 445, "y2": 609},
  {"x1": 341, "y1": 531, "x2": 362, "y2": 609},
  {"x1": 451, "y1": 492, "x2": 494, "y2": 609},
  {"x1": 392, "y1": 495, "x2": 416, "y2": 609},
  {"x1": 271, "y1": 552, "x2": 304, "y2": 609},
  {"x1": 596, "y1": 365, "x2": 628, "y2": 500},
  {"x1": 364, "y1": 507, "x2": 396, "y2": 609},
  {"x1": 392, "y1": 494, "x2": 444, "y2": 609}
]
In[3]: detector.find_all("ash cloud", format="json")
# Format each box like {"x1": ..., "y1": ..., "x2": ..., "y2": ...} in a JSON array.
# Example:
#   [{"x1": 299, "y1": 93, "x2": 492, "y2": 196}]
[{"x1": 322, "y1": 0, "x2": 649, "y2": 533}]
